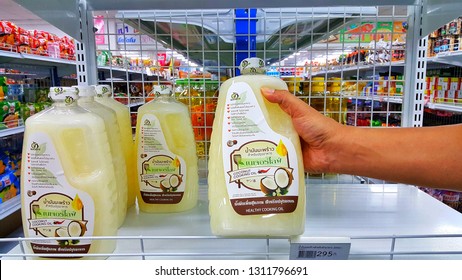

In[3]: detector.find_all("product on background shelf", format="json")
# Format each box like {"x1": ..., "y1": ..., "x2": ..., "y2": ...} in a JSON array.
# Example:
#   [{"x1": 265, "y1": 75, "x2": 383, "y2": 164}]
[
  {"x1": 21, "y1": 87, "x2": 118, "y2": 258},
  {"x1": 0, "y1": 75, "x2": 53, "y2": 128},
  {"x1": 0, "y1": 21, "x2": 75, "y2": 60},
  {"x1": 327, "y1": 78, "x2": 347, "y2": 124},
  {"x1": 19, "y1": 101, "x2": 51, "y2": 122},
  {"x1": 143, "y1": 82, "x2": 156, "y2": 103},
  {"x1": 442, "y1": 191, "x2": 460, "y2": 210},
  {"x1": 0, "y1": 134, "x2": 22, "y2": 204},
  {"x1": 95, "y1": 85, "x2": 137, "y2": 208},
  {"x1": 425, "y1": 75, "x2": 462, "y2": 104},
  {"x1": 361, "y1": 74, "x2": 404, "y2": 97},
  {"x1": 208, "y1": 57, "x2": 305, "y2": 236},
  {"x1": 175, "y1": 79, "x2": 219, "y2": 157},
  {"x1": 135, "y1": 85, "x2": 199, "y2": 213},
  {"x1": 76, "y1": 85, "x2": 128, "y2": 227},
  {"x1": 0, "y1": 99, "x2": 21, "y2": 128},
  {"x1": 428, "y1": 17, "x2": 462, "y2": 56}
]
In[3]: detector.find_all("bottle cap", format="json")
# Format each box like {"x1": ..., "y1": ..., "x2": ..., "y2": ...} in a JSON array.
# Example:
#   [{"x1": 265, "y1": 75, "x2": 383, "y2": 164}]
[
  {"x1": 49, "y1": 87, "x2": 78, "y2": 104},
  {"x1": 153, "y1": 85, "x2": 172, "y2": 95},
  {"x1": 94, "y1": 85, "x2": 112, "y2": 97},
  {"x1": 239, "y1": 57, "x2": 266, "y2": 75},
  {"x1": 73, "y1": 85, "x2": 96, "y2": 97}
]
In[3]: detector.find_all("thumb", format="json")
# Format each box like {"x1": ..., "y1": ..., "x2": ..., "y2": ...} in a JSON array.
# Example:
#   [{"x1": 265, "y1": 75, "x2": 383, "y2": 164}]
[{"x1": 261, "y1": 87, "x2": 315, "y2": 119}]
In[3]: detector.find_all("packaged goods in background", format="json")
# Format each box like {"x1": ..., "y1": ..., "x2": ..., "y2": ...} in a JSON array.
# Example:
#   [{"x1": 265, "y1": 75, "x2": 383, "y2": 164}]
[
  {"x1": 21, "y1": 87, "x2": 117, "y2": 259},
  {"x1": 208, "y1": 57, "x2": 305, "y2": 236},
  {"x1": 0, "y1": 20, "x2": 75, "y2": 59},
  {"x1": 442, "y1": 191, "x2": 460, "y2": 210},
  {"x1": 76, "y1": 86, "x2": 128, "y2": 227},
  {"x1": 0, "y1": 134, "x2": 22, "y2": 204},
  {"x1": 175, "y1": 79, "x2": 219, "y2": 158},
  {"x1": 135, "y1": 85, "x2": 199, "y2": 213},
  {"x1": 95, "y1": 85, "x2": 137, "y2": 208}
]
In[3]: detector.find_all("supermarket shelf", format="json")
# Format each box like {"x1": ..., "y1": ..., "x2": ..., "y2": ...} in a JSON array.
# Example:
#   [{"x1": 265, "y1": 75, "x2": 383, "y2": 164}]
[
  {"x1": 97, "y1": 66, "x2": 170, "y2": 82},
  {"x1": 0, "y1": 50, "x2": 76, "y2": 76},
  {"x1": 349, "y1": 95, "x2": 403, "y2": 104},
  {"x1": 427, "y1": 102, "x2": 462, "y2": 113},
  {"x1": 0, "y1": 50, "x2": 75, "y2": 66},
  {"x1": 0, "y1": 72, "x2": 36, "y2": 76},
  {"x1": 310, "y1": 61, "x2": 405, "y2": 77},
  {"x1": 0, "y1": 196, "x2": 20, "y2": 221},
  {"x1": 98, "y1": 66, "x2": 146, "y2": 76},
  {"x1": 0, "y1": 126, "x2": 25, "y2": 138},
  {"x1": 3, "y1": 184, "x2": 462, "y2": 260},
  {"x1": 427, "y1": 51, "x2": 462, "y2": 68}
]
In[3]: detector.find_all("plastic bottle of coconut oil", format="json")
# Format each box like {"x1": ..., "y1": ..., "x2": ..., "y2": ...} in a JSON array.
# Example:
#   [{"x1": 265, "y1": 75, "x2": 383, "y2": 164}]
[
  {"x1": 208, "y1": 57, "x2": 306, "y2": 236},
  {"x1": 21, "y1": 87, "x2": 117, "y2": 258},
  {"x1": 76, "y1": 85, "x2": 127, "y2": 227},
  {"x1": 135, "y1": 85, "x2": 199, "y2": 212},
  {"x1": 95, "y1": 85, "x2": 137, "y2": 209}
]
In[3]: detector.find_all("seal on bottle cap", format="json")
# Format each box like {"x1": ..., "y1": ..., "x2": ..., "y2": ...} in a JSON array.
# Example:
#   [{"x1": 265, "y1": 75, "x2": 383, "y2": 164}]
[
  {"x1": 94, "y1": 85, "x2": 112, "y2": 97},
  {"x1": 153, "y1": 85, "x2": 172, "y2": 95},
  {"x1": 73, "y1": 85, "x2": 96, "y2": 97},
  {"x1": 49, "y1": 87, "x2": 78, "y2": 104},
  {"x1": 239, "y1": 57, "x2": 266, "y2": 75}
]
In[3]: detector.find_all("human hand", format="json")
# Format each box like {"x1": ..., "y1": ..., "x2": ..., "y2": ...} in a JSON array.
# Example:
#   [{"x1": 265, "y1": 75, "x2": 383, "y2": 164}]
[{"x1": 261, "y1": 87, "x2": 344, "y2": 173}]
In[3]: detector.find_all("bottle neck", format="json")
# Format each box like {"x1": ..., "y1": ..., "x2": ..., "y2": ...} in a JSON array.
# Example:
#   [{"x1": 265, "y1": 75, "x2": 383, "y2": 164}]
[{"x1": 156, "y1": 94, "x2": 174, "y2": 101}]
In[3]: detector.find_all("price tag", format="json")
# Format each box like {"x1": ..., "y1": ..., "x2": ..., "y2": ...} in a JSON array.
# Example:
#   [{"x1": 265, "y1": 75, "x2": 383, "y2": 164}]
[{"x1": 289, "y1": 237, "x2": 351, "y2": 260}]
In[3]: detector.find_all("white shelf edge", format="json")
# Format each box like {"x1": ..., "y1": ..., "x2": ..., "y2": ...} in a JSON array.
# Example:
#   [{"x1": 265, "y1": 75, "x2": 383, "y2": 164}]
[
  {"x1": 310, "y1": 61, "x2": 405, "y2": 76},
  {"x1": 349, "y1": 96, "x2": 403, "y2": 104},
  {"x1": 427, "y1": 51, "x2": 462, "y2": 67},
  {"x1": 0, "y1": 50, "x2": 75, "y2": 66},
  {"x1": 98, "y1": 65, "x2": 146, "y2": 75},
  {"x1": 0, "y1": 195, "x2": 21, "y2": 221},
  {"x1": 0, "y1": 72, "x2": 36, "y2": 76},
  {"x1": 0, "y1": 126, "x2": 25, "y2": 138},
  {"x1": 20, "y1": 53, "x2": 75, "y2": 65},
  {"x1": 426, "y1": 102, "x2": 462, "y2": 113}
]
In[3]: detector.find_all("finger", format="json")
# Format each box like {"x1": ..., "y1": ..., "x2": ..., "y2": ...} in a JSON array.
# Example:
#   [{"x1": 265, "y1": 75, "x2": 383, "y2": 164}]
[{"x1": 261, "y1": 87, "x2": 314, "y2": 119}]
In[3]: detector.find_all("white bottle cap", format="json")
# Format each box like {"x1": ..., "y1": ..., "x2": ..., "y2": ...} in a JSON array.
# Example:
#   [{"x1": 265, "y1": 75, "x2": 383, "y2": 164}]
[
  {"x1": 153, "y1": 85, "x2": 172, "y2": 95},
  {"x1": 73, "y1": 85, "x2": 96, "y2": 97},
  {"x1": 239, "y1": 57, "x2": 266, "y2": 75},
  {"x1": 49, "y1": 87, "x2": 78, "y2": 104},
  {"x1": 94, "y1": 85, "x2": 112, "y2": 97}
]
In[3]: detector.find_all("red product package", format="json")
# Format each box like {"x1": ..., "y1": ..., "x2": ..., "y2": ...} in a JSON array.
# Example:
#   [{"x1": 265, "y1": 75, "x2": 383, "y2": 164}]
[{"x1": 0, "y1": 21, "x2": 16, "y2": 35}]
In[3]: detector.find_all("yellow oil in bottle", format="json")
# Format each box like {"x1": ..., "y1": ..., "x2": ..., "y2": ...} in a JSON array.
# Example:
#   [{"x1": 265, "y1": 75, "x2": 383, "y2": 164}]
[
  {"x1": 208, "y1": 58, "x2": 305, "y2": 236},
  {"x1": 21, "y1": 87, "x2": 117, "y2": 258}
]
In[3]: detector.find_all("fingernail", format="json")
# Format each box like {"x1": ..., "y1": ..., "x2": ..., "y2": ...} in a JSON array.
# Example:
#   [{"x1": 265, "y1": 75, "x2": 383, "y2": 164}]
[{"x1": 261, "y1": 87, "x2": 275, "y2": 94}]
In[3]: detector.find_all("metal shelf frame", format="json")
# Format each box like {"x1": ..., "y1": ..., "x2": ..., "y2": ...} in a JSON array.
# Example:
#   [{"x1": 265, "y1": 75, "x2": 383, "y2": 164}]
[
  {"x1": 9, "y1": 0, "x2": 438, "y2": 127},
  {"x1": 3, "y1": 184, "x2": 462, "y2": 260}
]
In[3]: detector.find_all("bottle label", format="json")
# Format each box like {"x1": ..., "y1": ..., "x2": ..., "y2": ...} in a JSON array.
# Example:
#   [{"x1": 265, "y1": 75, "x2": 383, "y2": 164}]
[
  {"x1": 23, "y1": 132, "x2": 94, "y2": 256},
  {"x1": 138, "y1": 114, "x2": 186, "y2": 204},
  {"x1": 222, "y1": 81, "x2": 299, "y2": 215}
]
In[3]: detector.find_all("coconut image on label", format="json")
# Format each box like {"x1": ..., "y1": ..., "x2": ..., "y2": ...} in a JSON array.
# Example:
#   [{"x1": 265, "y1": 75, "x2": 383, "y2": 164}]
[
  {"x1": 260, "y1": 168, "x2": 293, "y2": 196},
  {"x1": 68, "y1": 220, "x2": 86, "y2": 237},
  {"x1": 159, "y1": 174, "x2": 182, "y2": 192},
  {"x1": 55, "y1": 227, "x2": 69, "y2": 238}
]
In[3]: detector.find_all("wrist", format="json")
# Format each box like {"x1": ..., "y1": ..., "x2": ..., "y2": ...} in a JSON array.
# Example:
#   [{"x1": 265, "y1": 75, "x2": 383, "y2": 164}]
[{"x1": 325, "y1": 125, "x2": 359, "y2": 174}]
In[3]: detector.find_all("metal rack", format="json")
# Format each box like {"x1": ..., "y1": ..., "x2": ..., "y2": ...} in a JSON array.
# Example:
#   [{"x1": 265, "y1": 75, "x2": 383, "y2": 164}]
[
  {"x1": 3, "y1": 184, "x2": 462, "y2": 260},
  {"x1": 89, "y1": 5, "x2": 413, "y2": 176},
  {"x1": 2, "y1": 234, "x2": 462, "y2": 260}
]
